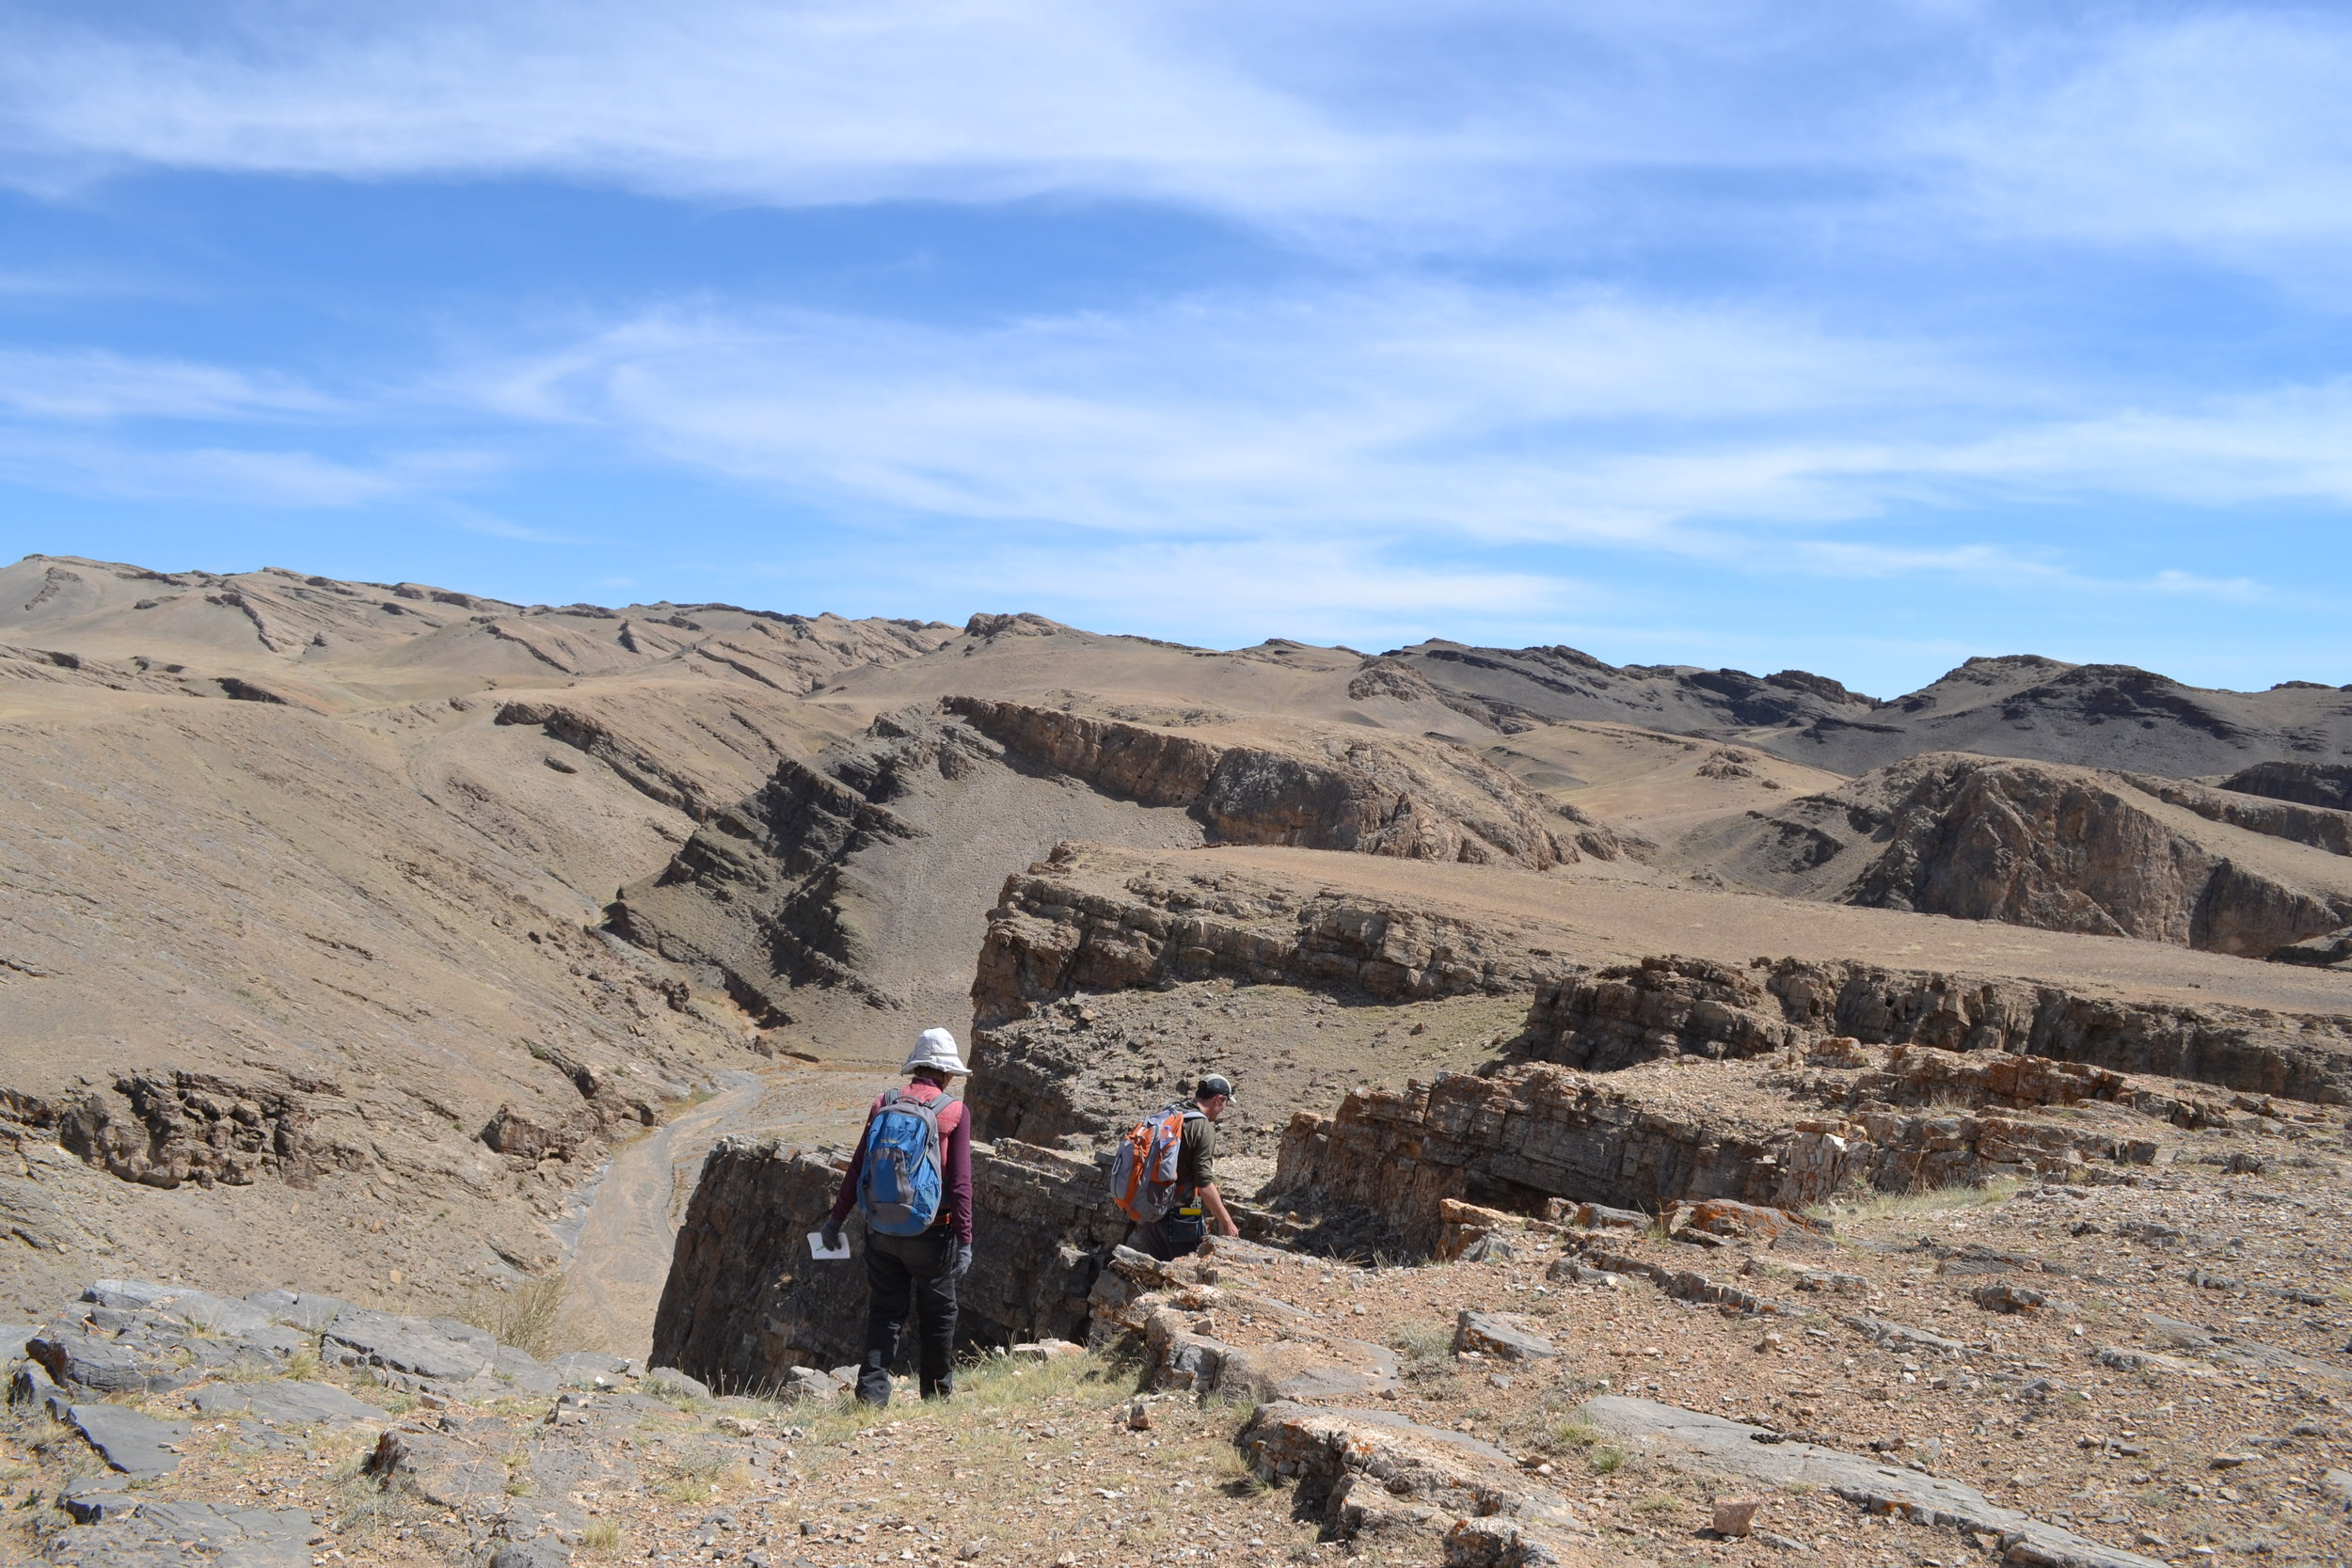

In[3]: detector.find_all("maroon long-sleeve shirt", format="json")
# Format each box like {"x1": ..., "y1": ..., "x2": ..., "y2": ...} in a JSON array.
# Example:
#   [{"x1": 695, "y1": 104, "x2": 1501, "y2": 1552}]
[{"x1": 826, "y1": 1080, "x2": 973, "y2": 1245}]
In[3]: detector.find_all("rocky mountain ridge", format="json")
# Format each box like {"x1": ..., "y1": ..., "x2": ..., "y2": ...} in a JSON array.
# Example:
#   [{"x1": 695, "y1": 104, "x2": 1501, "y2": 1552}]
[
  {"x1": 1696, "y1": 753, "x2": 2352, "y2": 959},
  {"x1": 1391, "y1": 643, "x2": 2352, "y2": 778}
]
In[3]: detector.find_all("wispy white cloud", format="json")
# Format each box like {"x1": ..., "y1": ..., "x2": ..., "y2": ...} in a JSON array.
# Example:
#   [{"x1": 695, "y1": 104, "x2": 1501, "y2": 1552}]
[
  {"x1": 0, "y1": 347, "x2": 334, "y2": 422},
  {"x1": 0, "y1": 429, "x2": 488, "y2": 506},
  {"x1": 1928, "y1": 10, "x2": 2352, "y2": 284},
  {"x1": 460, "y1": 285, "x2": 2352, "y2": 583},
  {"x1": 470, "y1": 283, "x2": 1981, "y2": 549},
  {"x1": 0, "y1": 2, "x2": 1396, "y2": 229},
  {"x1": 8, "y1": 0, "x2": 2348, "y2": 283}
]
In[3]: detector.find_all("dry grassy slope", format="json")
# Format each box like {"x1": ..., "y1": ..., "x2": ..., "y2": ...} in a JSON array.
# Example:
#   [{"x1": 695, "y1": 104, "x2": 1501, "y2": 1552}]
[
  {"x1": 0, "y1": 557, "x2": 966, "y2": 1323},
  {"x1": 0, "y1": 682, "x2": 760, "y2": 1320},
  {"x1": 1477, "y1": 721, "x2": 1851, "y2": 847},
  {"x1": 1686, "y1": 753, "x2": 2352, "y2": 958},
  {"x1": 0, "y1": 554, "x2": 958, "y2": 710}
]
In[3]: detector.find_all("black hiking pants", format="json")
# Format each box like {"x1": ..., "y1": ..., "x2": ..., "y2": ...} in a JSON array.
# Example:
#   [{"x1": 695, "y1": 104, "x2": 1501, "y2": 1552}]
[
  {"x1": 860, "y1": 1227, "x2": 958, "y2": 1405},
  {"x1": 1137, "y1": 1212, "x2": 1207, "y2": 1262}
]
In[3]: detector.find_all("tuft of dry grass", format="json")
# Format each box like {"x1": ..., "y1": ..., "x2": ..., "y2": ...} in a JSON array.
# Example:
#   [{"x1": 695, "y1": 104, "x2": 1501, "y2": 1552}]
[
  {"x1": 1808, "y1": 1174, "x2": 2021, "y2": 1224},
  {"x1": 453, "y1": 1271, "x2": 567, "y2": 1358}
]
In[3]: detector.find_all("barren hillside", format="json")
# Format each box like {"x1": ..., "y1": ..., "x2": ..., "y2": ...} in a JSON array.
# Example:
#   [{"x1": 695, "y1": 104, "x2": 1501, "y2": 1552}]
[{"x1": 4, "y1": 549, "x2": 2349, "y2": 1371}]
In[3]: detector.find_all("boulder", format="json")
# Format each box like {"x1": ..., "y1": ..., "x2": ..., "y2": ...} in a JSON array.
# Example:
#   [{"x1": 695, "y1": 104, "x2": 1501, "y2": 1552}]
[
  {"x1": 645, "y1": 1366, "x2": 713, "y2": 1400},
  {"x1": 1454, "y1": 1311, "x2": 1557, "y2": 1362},
  {"x1": 29, "y1": 1329, "x2": 201, "y2": 1396},
  {"x1": 779, "y1": 1366, "x2": 845, "y2": 1403},
  {"x1": 1239, "y1": 1402, "x2": 1587, "y2": 1561}
]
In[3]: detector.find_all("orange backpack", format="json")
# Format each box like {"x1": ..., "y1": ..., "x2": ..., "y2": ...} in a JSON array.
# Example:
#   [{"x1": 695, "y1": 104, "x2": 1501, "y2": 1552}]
[{"x1": 1107, "y1": 1104, "x2": 1200, "y2": 1222}]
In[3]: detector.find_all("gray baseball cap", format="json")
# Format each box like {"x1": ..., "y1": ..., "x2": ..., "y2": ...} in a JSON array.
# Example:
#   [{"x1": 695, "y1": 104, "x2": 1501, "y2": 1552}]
[{"x1": 1196, "y1": 1074, "x2": 1235, "y2": 1101}]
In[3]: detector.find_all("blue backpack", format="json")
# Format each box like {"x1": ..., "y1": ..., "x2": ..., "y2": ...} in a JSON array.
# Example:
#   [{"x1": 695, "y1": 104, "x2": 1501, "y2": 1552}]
[{"x1": 856, "y1": 1088, "x2": 950, "y2": 1236}]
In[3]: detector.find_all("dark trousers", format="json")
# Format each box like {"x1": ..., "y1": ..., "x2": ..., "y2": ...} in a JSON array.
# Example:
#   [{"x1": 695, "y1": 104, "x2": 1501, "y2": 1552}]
[
  {"x1": 1137, "y1": 1212, "x2": 1207, "y2": 1262},
  {"x1": 860, "y1": 1227, "x2": 957, "y2": 1404}
]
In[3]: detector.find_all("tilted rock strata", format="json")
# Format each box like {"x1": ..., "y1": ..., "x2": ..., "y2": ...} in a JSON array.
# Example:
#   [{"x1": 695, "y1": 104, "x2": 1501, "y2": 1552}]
[
  {"x1": 2221, "y1": 760, "x2": 2352, "y2": 813},
  {"x1": 1578, "y1": 1397, "x2": 2163, "y2": 1568},
  {"x1": 969, "y1": 845, "x2": 1547, "y2": 1035},
  {"x1": 2132, "y1": 775, "x2": 2352, "y2": 859},
  {"x1": 1265, "y1": 1063, "x2": 2166, "y2": 1255},
  {"x1": 946, "y1": 696, "x2": 1631, "y2": 868},
  {"x1": 1518, "y1": 953, "x2": 2352, "y2": 1102},
  {"x1": 1718, "y1": 753, "x2": 2352, "y2": 958}
]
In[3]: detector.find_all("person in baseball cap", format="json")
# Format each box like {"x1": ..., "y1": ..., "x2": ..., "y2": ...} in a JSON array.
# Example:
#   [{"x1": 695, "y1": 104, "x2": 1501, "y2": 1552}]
[{"x1": 1138, "y1": 1072, "x2": 1240, "y2": 1260}]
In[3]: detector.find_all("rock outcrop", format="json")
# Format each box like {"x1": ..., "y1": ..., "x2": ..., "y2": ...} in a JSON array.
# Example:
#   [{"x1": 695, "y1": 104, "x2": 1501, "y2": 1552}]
[
  {"x1": 1577, "y1": 1397, "x2": 2163, "y2": 1568},
  {"x1": 969, "y1": 843, "x2": 1548, "y2": 1034},
  {"x1": 1704, "y1": 753, "x2": 2352, "y2": 958},
  {"x1": 946, "y1": 696, "x2": 1629, "y2": 868},
  {"x1": 612, "y1": 697, "x2": 1637, "y2": 1053},
  {"x1": 649, "y1": 1134, "x2": 1129, "y2": 1392},
  {"x1": 1263, "y1": 1060, "x2": 2170, "y2": 1255},
  {"x1": 2221, "y1": 759, "x2": 2352, "y2": 812},
  {"x1": 1517, "y1": 953, "x2": 2352, "y2": 1102}
]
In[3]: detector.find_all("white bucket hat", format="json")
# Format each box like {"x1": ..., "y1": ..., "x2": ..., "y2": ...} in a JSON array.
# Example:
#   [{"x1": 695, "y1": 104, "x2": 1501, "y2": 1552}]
[{"x1": 903, "y1": 1027, "x2": 969, "y2": 1076}]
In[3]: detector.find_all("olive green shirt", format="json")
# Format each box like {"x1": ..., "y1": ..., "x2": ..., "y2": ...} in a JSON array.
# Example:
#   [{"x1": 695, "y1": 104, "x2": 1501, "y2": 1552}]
[{"x1": 1176, "y1": 1112, "x2": 1216, "y2": 1191}]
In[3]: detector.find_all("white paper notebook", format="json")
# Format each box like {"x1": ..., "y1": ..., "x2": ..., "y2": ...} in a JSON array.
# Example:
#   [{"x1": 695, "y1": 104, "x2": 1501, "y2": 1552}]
[{"x1": 808, "y1": 1229, "x2": 850, "y2": 1260}]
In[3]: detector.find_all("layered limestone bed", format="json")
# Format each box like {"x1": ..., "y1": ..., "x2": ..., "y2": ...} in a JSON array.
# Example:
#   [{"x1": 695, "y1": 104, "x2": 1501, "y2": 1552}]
[
  {"x1": 1260, "y1": 1043, "x2": 2328, "y2": 1257},
  {"x1": 1521, "y1": 954, "x2": 2352, "y2": 1101}
]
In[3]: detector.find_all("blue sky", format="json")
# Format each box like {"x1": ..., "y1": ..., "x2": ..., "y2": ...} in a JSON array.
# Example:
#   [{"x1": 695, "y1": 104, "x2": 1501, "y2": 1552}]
[{"x1": 1, "y1": 1, "x2": 2348, "y2": 696}]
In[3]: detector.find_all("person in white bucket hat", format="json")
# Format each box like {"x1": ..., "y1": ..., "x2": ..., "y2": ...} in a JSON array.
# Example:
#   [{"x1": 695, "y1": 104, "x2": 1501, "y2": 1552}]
[{"x1": 821, "y1": 1028, "x2": 973, "y2": 1403}]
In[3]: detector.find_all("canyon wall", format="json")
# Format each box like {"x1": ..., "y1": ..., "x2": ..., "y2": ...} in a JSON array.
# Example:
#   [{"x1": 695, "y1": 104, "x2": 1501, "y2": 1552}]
[{"x1": 649, "y1": 1135, "x2": 1126, "y2": 1392}]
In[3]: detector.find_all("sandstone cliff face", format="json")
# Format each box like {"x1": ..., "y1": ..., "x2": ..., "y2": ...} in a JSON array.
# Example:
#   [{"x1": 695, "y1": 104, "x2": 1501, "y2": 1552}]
[
  {"x1": 968, "y1": 845, "x2": 1547, "y2": 1034},
  {"x1": 649, "y1": 1134, "x2": 1124, "y2": 1390},
  {"x1": 1706, "y1": 753, "x2": 2352, "y2": 958},
  {"x1": 1263, "y1": 1059, "x2": 2164, "y2": 1255},
  {"x1": 1517, "y1": 957, "x2": 1804, "y2": 1072},
  {"x1": 2222, "y1": 760, "x2": 2352, "y2": 813},
  {"x1": 1517, "y1": 954, "x2": 2352, "y2": 1102},
  {"x1": 946, "y1": 696, "x2": 1629, "y2": 868}
]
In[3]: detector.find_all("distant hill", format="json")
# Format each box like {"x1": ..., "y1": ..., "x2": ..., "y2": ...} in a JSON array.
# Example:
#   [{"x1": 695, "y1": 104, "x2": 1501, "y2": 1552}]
[{"x1": 1390, "y1": 641, "x2": 2352, "y2": 778}]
